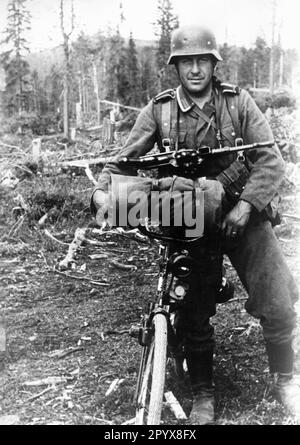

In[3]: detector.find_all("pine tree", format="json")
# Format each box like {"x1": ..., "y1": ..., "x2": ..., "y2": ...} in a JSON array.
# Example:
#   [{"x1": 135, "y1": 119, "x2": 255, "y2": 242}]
[
  {"x1": 217, "y1": 44, "x2": 240, "y2": 84},
  {"x1": 43, "y1": 65, "x2": 63, "y2": 115},
  {"x1": 253, "y1": 37, "x2": 270, "y2": 88},
  {"x1": 237, "y1": 46, "x2": 255, "y2": 88},
  {"x1": 126, "y1": 33, "x2": 141, "y2": 106},
  {"x1": 72, "y1": 32, "x2": 94, "y2": 115},
  {"x1": 1, "y1": 0, "x2": 32, "y2": 115},
  {"x1": 106, "y1": 29, "x2": 130, "y2": 104},
  {"x1": 155, "y1": 0, "x2": 179, "y2": 91},
  {"x1": 141, "y1": 47, "x2": 158, "y2": 104}
]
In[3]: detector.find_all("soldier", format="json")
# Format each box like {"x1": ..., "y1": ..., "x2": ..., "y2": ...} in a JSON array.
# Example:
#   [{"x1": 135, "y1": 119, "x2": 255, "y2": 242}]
[{"x1": 91, "y1": 25, "x2": 299, "y2": 424}]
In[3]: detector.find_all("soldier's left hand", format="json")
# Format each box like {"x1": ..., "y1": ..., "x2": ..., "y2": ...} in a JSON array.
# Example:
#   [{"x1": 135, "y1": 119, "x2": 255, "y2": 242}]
[{"x1": 222, "y1": 200, "x2": 252, "y2": 238}]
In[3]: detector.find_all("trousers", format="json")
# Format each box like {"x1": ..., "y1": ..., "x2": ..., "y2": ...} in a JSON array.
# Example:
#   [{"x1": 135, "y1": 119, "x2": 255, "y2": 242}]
[{"x1": 177, "y1": 218, "x2": 299, "y2": 355}]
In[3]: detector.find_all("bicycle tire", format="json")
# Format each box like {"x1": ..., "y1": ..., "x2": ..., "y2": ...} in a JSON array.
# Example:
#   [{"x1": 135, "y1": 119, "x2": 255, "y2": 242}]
[{"x1": 135, "y1": 313, "x2": 168, "y2": 425}]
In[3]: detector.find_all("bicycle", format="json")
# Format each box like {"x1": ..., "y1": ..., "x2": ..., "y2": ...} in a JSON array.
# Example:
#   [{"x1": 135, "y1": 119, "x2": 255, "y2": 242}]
[
  {"x1": 129, "y1": 224, "x2": 200, "y2": 425},
  {"x1": 117, "y1": 140, "x2": 274, "y2": 425}
]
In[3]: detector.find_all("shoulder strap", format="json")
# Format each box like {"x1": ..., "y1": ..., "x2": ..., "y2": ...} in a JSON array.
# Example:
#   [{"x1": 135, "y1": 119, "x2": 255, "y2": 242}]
[
  {"x1": 220, "y1": 82, "x2": 241, "y2": 95},
  {"x1": 218, "y1": 81, "x2": 242, "y2": 139},
  {"x1": 224, "y1": 93, "x2": 242, "y2": 139},
  {"x1": 153, "y1": 88, "x2": 176, "y2": 104},
  {"x1": 153, "y1": 89, "x2": 178, "y2": 152}
]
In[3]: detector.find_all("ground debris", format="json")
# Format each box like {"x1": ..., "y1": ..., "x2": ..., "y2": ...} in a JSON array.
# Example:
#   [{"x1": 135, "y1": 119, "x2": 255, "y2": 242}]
[
  {"x1": 0, "y1": 125, "x2": 298, "y2": 426},
  {"x1": 58, "y1": 227, "x2": 88, "y2": 270},
  {"x1": 121, "y1": 417, "x2": 136, "y2": 425},
  {"x1": 164, "y1": 391, "x2": 187, "y2": 420},
  {"x1": 23, "y1": 376, "x2": 69, "y2": 386},
  {"x1": 25, "y1": 386, "x2": 53, "y2": 402},
  {"x1": 110, "y1": 259, "x2": 137, "y2": 271},
  {"x1": 0, "y1": 415, "x2": 20, "y2": 425},
  {"x1": 48, "y1": 346, "x2": 84, "y2": 359},
  {"x1": 44, "y1": 229, "x2": 69, "y2": 245},
  {"x1": 89, "y1": 254, "x2": 108, "y2": 260},
  {"x1": 52, "y1": 268, "x2": 109, "y2": 287},
  {"x1": 105, "y1": 378, "x2": 125, "y2": 397}
]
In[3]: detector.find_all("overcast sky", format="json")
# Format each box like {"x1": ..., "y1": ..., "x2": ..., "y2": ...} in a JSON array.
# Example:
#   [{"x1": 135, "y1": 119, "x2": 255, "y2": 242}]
[{"x1": 0, "y1": 0, "x2": 299, "y2": 52}]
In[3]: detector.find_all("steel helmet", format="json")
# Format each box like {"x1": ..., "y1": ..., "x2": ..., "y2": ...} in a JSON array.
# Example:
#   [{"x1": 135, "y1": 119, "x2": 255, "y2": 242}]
[{"x1": 168, "y1": 25, "x2": 223, "y2": 65}]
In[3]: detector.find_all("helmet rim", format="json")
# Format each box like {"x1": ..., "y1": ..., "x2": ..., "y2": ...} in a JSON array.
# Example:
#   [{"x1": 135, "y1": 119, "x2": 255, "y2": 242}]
[
  {"x1": 167, "y1": 49, "x2": 223, "y2": 65},
  {"x1": 168, "y1": 25, "x2": 223, "y2": 65}
]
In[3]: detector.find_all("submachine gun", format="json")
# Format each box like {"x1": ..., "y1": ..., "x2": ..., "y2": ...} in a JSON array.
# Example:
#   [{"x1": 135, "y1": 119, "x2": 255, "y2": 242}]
[{"x1": 119, "y1": 140, "x2": 275, "y2": 175}]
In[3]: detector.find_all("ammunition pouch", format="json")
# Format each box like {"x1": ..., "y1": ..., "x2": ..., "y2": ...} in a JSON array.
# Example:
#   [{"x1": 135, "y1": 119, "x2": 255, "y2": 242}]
[
  {"x1": 216, "y1": 158, "x2": 250, "y2": 202},
  {"x1": 217, "y1": 159, "x2": 281, "y2": 226}
]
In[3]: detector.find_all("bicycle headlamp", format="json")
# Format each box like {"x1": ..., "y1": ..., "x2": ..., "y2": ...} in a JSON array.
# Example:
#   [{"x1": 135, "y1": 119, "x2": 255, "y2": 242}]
[{"x1": 169, "y1": 252, "x2": 193, "y2": 278}]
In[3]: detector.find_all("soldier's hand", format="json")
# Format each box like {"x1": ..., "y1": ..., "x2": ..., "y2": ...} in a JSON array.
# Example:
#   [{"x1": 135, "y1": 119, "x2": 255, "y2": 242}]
[
  {"x1": 158, "y1": 177, "x2": 195, "y2": 192},
  {"x1": 93, "y1": 190, "x2": 110, "y2": 226},
  {"x1": 222, "y1": 200, "x2": 252, "y2": 238}
]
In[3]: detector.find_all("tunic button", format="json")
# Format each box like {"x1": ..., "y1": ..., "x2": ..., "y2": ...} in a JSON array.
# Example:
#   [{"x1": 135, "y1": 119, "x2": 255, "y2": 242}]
[
  {"x1": 231, "y1": 105, "x2": 235, "y2": 109},
  {"x1": 232, "y1": 132, "x2": 235, "y2": 136}
]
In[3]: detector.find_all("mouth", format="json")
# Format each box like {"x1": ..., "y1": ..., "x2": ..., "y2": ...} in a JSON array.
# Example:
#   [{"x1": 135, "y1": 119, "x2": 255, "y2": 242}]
[{"x1": 188, "y1": 78, "x2": 204, "y2": 83}]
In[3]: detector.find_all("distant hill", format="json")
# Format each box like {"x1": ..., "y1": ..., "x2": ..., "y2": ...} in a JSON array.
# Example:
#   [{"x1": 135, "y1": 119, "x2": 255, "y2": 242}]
[
  {"x1": 26, "y1": 46, "x2": 64, "y2": 80},
  {"x1": 26, "y1": 38, "x2": 156, "y2": 81}
]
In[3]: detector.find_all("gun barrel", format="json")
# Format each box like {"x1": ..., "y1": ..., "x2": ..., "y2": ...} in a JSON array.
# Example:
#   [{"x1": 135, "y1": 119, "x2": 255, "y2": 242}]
[{"x1": 210, "y1": 140, "x2": 274, "y2": 155}]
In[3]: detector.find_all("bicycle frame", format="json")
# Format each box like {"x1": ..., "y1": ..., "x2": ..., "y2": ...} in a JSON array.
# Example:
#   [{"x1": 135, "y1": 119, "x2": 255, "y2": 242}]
[{"x1": 131, "y1": 233, "x2": 196, "y2": 409}]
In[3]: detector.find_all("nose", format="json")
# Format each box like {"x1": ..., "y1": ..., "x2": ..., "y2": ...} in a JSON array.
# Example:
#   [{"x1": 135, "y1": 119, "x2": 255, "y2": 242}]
[{"x1": 191, "y1": 58, "x2": 201, "y2": 74}]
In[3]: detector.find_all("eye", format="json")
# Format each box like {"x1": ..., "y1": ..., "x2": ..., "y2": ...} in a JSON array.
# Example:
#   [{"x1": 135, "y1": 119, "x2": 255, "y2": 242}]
[
  {"x1": 181, "y1": 58, "x2": 192, "y2": 65},
  {"x1": 199, "y1": 57, "x2": 210, "y2": 63}
]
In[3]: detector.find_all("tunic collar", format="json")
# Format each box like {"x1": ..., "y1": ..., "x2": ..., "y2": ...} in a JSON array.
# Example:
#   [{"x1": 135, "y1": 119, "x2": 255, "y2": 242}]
[
  {"x1": 176, "y1": 85, "x2": 194, "y2": 112},
  {"x1": 176, "y1": 84, "x2": 216, "y2": 114}
]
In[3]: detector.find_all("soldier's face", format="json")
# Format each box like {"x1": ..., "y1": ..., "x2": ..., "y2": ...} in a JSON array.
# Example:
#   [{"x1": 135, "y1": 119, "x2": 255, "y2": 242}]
[{"x1": 176, "y1": 55, "x2": 215, "y2": 95}]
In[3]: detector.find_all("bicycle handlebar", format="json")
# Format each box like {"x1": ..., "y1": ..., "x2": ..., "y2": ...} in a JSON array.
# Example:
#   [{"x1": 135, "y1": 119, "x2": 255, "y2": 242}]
[{"x1": 117, "y1": 140, "x2": 274, "y2": 243}]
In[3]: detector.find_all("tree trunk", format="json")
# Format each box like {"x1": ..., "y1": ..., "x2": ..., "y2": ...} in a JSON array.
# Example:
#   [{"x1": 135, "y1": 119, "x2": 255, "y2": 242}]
[
  {"x1": 92, "y1": 59, "x2": 101, "y2": 125},
  {"x1": 63, "y1": 73, "x2": 69, "y2": 139},
  {"x1": 60, "y1": 0, "x2": 74, "y2": 140}
]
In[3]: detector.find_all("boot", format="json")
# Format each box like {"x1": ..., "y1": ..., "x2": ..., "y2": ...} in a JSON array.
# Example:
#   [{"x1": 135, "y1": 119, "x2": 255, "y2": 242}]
[
  {"x1": 186, "y1": 350, "x2": 215, "y2": 425},
  {"x1": 188, "y1": 387, "x2": 215, "y2": 425},
  {"x1": 216, "y1": 277, "x2": 234, "y2": 304},
  {"x1": 266, "y1": 341, "x2": 300, "y2": 419},
  {"x1": 273, "y1": 373, "x2": 300, "y2": 419}
]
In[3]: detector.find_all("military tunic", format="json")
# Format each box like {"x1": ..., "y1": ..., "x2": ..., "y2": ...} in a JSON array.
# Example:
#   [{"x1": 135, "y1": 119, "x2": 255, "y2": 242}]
[{"x1": 92, "y1": 81, "x2": 298, "y2": 369}]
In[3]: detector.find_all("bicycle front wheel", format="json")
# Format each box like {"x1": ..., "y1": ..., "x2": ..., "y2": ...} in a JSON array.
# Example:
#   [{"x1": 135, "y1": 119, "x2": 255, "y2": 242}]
[{"x1": 135, "y1": 313, "x2": 168, "y2": 425}]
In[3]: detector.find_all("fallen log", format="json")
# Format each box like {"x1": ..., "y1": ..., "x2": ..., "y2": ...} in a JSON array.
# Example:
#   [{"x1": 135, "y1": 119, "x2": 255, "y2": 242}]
[
  {"x1": 85, "y1": 165, "x2": 98, "y2": 185},
  {"x1": 59, "y1": 156, "x2": 115, "y2": 170},
  {"x1": 23, "y1": 376, "x2": 68, "y2": 386},
  {"x1": 282, "y1": 213, "x2": 300, "y2": 221},
  {"x1": 58, "y1": 228, "x2": 87, "y2": 270}
]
